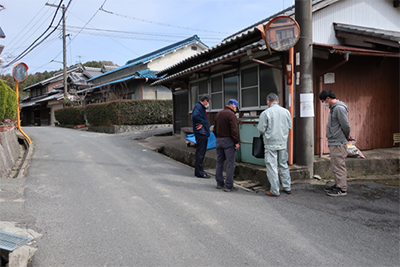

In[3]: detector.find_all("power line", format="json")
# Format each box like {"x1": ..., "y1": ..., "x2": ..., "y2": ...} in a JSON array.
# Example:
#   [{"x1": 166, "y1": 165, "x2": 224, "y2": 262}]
[
  {"x1": 64, "y1": 0, "x2": 139, "y2": 56},
  {"x1": 99, "y1": 6, "x2": 230, "y2": 35},
  {"x1": 4, "y1": 0, "x2": 65, "y2": 68},
  {"x1": 63, "y1": 25, "x2": 223, "y2": 41}
]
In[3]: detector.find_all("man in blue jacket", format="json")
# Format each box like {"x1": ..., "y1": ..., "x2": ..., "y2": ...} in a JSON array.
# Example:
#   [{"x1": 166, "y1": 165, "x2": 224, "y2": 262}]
[
  {"x1": 319, "y1": 89, "x2": 350, "y2": 197},
  {"x1": 192, "y1": 94, "x2": 211, "y2": 178}
]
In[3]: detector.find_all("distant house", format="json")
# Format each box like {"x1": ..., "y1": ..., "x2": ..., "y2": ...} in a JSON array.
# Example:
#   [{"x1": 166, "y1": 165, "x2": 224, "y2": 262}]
[
  {"x1": 20, "y1": 64, "x2": 114, "y2": 126},
  {"x1": 77, "y1": 35, "x2": 208, "y2": 105},
  {"x1": 152, "y1": 0, "x2": 399, "y2": 163}
]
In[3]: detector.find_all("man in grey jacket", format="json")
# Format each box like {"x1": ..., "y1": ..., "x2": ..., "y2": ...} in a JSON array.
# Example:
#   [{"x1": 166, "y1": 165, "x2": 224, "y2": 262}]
[
  {"x1": 319, "y1": 89, "x2": 351, "y2": 197},
  {"x1": 257, "y1": 93, "x2": 292, "y2": 197}
]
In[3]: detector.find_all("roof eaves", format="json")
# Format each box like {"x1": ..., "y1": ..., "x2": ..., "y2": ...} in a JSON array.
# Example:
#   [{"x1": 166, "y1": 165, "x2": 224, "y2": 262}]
[
  {"x1": 152, "y1": 40, "x2": 265, "y2": 86},
  {"x1": 78, "y1": 70, "x2": 161, "y2": 94},
  {"x1": 125, "y1": 35, "x2": 205, "y2": 66},
  {"x1": 156, "y1": 0, "x2": 336, "y2": 77},
  {"x1": 333, "y1": 22, "x2": 400, "y2": 42}
]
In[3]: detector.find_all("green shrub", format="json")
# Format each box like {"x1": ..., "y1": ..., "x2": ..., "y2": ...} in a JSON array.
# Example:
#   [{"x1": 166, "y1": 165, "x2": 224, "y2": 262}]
[
  {"x1": 86, "y1": 100, "x2": 172, "y2": 126},
  {"x1": 0, "y1": 79, "x2": 17, "y2": 123},
  {"x1": 54, "y1": 106, "x2": 85, "y2": 126}
]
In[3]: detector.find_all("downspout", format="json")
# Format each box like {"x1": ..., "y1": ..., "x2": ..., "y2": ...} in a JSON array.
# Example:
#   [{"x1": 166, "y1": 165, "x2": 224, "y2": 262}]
[
  {"x1": 318, "y1": 51, "x2": 350, "y2": 157},
  {"x1": 142, "y1": 78, "x2": 148, "y2": 99}
]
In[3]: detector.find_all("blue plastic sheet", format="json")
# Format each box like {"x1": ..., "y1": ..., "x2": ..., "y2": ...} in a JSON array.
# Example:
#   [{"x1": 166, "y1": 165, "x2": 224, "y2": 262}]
[{"x1": 186, "y1": 132, "x2": 216, "y2": 150}]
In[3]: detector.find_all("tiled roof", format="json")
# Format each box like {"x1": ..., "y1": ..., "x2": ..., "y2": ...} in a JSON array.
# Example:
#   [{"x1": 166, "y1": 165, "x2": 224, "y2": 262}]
[
  {"x1": 126, "y1": 35, "x2": 207, "y2": 65},
  {"x1": 87, "y1": 35, "x2": 207, "y2": 82},
  {"x1": 155, "y1": 0, "x2": 331, "y2": 77},
  {"x1": 333, "y1": 22, "x2": 400, "y2": 42},
  {"x1": 0, "y1": 26, "x2": 5, "y2": 38},
  {"x1": 77, "y1": 68, "x2": 165, "y2": 94},
  {"x1": 83, "y1": 67, "x2": 103, "y2": 78},
  {"x1": 152, "y1": 40, "x2": 265, "y2": 86},
  {"x1": 23, "y1": 65, "x2": 82, "y2": 91}
]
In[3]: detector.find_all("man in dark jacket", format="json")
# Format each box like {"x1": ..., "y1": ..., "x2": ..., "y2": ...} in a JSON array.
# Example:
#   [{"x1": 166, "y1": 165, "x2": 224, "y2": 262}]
[
  {"x1": 214, "y1": 99, "x2": 240, "y2": 192},
  {"x1": 192, "y1": 94, "x2": 211, "y2": 178},
  {"x1": 319, "y1": 89, "x2": 351, "y2": 197}
]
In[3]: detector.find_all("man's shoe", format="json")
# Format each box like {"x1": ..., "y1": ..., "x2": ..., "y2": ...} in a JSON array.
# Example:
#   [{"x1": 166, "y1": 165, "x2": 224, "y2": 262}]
[
  {"x1": 324, "y1": 184, "x2": 337, "y2": 192},
  {"x1": 216, "y1": 182, "x2": 225, "y2": 189},
  {"x1": 197, "y1": 174, "x2": 211, "y2": 179},
  {"x1": 283, "y1": 190, "x2": 292, "y2": 194},
  {"x1": 224, "y1": 186, "x2": 238, "y2": 192},
  {"x1": 326, "y1": 187, "x2": 347, "y2": 197},
  {"x1": 265, "y1": 191, "x2": 280, "y2": 197}
]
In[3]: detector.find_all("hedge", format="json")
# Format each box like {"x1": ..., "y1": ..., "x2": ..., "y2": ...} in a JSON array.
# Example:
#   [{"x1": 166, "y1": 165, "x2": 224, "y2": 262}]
[
  {"x1": 0, "y1": 79, "x2": 17, "y2": 123},
  {"x1": 86, "y1": 100, "x2": 172, "y2": 126},
  {"x1": 54, "y1": 106, "x2": 85, "y2": 126}
]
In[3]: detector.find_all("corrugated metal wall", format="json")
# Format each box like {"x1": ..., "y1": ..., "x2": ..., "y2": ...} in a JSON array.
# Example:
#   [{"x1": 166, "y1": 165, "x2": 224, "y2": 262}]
[{"x1": 313, "y1": 0, "x2": 400, "y2": 45}]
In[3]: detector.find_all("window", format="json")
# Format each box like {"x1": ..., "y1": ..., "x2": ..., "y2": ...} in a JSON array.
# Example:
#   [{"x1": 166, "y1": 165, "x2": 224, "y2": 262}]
[
  {"x1": 189, "y1": 83, "x2": 198, "y2": 110},
  {"x1": 224, "y1": 73, "x2": 238, "y2": 105},
  {"x1": 240, "y1": 60, "x2": 281, "y2": 109},
  {"x1": 190, "y1": 73, "x2": 238, "y2": 111},
  {"x1": 211, "y1": 76, "x2": 223, "y2": 110},
  {"x1": 241, "y1": 66, "x2": 258, "y2": 108},
  {"x1": 259, "y1": 64, "x2": 280, "y2": 106},
  {"x1": 189, "y1": 79, "x2": 208, "y2": 110}
]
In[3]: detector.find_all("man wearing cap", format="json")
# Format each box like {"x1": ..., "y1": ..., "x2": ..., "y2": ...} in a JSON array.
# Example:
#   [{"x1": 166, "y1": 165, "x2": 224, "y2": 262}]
[
  {"x1": 213, "y1": 99, "x2": 240, "y2": 192},
  {"x1": 257, "y1": 93, "x2": 292, "y2": 197}
]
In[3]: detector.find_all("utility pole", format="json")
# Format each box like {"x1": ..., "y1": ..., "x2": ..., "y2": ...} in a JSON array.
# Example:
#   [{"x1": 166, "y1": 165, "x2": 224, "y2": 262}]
[
  {"x1": 46, "y1": 3, "x2": 67, "y2": 97},
  {"x1": 295, "y1": 0, "x2": 314, "y2": 178},
  {"x1": 62, "y1": 4, "x2": 67, "y2": 97}
]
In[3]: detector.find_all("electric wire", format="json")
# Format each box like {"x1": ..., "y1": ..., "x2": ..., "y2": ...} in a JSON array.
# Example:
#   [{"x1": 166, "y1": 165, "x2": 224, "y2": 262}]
[
  {"x1": 64, "y1": 27, "x2": 222, "y2": 42},
  {"x1": 99, "y1": 6, "x2": 230, "y2": 35},
  {"x1": 4, "y1": 5, "x2": 53, "y2": 50},
  {"x1": 64, "y1": 25, "x2": 223, "y2": 40},
  {"x1": 64, "y1": 0, "x2": 139, "y2": 56},
  {"x1": 4, "y1": 0, "x2": 65, "y2": 68}
]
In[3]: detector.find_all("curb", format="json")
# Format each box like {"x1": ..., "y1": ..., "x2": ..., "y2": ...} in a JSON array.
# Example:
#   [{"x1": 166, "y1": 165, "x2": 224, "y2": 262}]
[
  {"x1": 0, "y1": 222, "x2": 41, "y2": 267},
  {"x1": 17, "y1": 138, "x2": 33, "y2": 179}
]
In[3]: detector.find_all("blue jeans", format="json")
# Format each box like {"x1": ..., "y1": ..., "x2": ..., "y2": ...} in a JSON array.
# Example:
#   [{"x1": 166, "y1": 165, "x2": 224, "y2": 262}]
[
  {"x1": 265, "y1": 149, "x2": 291, "y2": 195},
  {"x1": 215, "y1": 137, "x2": 236, "y2": 188}
]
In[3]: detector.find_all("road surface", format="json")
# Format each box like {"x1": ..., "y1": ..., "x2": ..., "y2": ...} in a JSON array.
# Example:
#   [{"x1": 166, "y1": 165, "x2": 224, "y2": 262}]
[{"x1": 23, "y1": 126, "x2": 399, "y2": 266}]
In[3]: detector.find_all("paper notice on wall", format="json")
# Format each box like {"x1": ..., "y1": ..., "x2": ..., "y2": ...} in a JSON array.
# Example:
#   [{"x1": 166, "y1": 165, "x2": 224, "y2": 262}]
[{"x1": 300, "y1": 93, "x2": 314, "y2": 117}]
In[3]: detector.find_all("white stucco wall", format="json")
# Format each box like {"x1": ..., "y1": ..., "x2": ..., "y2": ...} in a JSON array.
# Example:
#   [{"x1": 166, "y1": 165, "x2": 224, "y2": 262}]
[
  {"x1": 313, "y1": 0, "x2": 400, "y2": 45},
  {"x1": 147, "y1": 43, "x2": 207, "y2": 71},
  {"x1": 47, "y1": 101, "x2": 63, "y2": 126},
  {"x1": 142, "y1": 85, "x2": 172, "y2": 100}
]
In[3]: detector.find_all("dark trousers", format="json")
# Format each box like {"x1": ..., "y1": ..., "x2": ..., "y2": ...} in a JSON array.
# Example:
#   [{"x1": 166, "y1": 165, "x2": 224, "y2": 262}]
[
  {"x1": 215, "y1": 137, "x2": 236, "y2": 188},
  {"x1": 194, "y1": 133, "x2": 208, "y2": 177}
]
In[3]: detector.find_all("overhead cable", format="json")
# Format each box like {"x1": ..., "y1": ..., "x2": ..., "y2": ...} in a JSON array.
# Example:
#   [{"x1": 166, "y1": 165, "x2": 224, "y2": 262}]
[
  {"x1": 4, "y1": 0, "x2": 65, "y2": 68},
  {"x1": 99, "y1": 6, "x2": 230, "y2": 35}
]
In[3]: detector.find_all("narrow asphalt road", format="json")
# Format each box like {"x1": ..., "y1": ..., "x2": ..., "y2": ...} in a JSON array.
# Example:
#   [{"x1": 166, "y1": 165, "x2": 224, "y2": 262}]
[{"x1": 23, "y1": 126, "x2": 399, "y2": 266}]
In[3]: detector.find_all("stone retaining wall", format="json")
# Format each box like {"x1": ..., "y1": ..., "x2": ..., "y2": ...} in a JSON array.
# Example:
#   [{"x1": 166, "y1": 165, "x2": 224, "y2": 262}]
[
  {"x1": 88, "y1": 124, "x2": 172, "y2": 134},
  {"x1": 0, "y1": 128, "x2": 20, "y2": 178}
]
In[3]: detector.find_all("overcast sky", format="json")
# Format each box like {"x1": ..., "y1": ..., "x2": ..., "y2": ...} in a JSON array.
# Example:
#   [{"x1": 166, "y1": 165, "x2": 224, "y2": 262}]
[{"x1": 0, "y1": 0, "x2": 294, "y2": 75}]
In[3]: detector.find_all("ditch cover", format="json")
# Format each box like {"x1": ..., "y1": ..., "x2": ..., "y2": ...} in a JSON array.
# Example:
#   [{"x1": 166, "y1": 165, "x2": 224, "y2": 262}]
[{"x1": 0, "y1": 231, "x2": 33, "y2": 251}]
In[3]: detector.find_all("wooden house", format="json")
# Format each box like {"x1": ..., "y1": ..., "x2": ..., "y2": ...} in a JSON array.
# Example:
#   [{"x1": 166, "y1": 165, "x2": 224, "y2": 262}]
[
  {"x1": 152, "y1": 0, "x2": 400, "y2": 163},
  {"x1": 20, "y1": 64, "x2": 109, "y2": 126}
]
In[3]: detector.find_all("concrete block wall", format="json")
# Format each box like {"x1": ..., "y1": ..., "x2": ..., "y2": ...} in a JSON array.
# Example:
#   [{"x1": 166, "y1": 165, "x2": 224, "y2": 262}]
[{"x1": 0, "y1": 128, "x2": 20, "y2": 178}]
